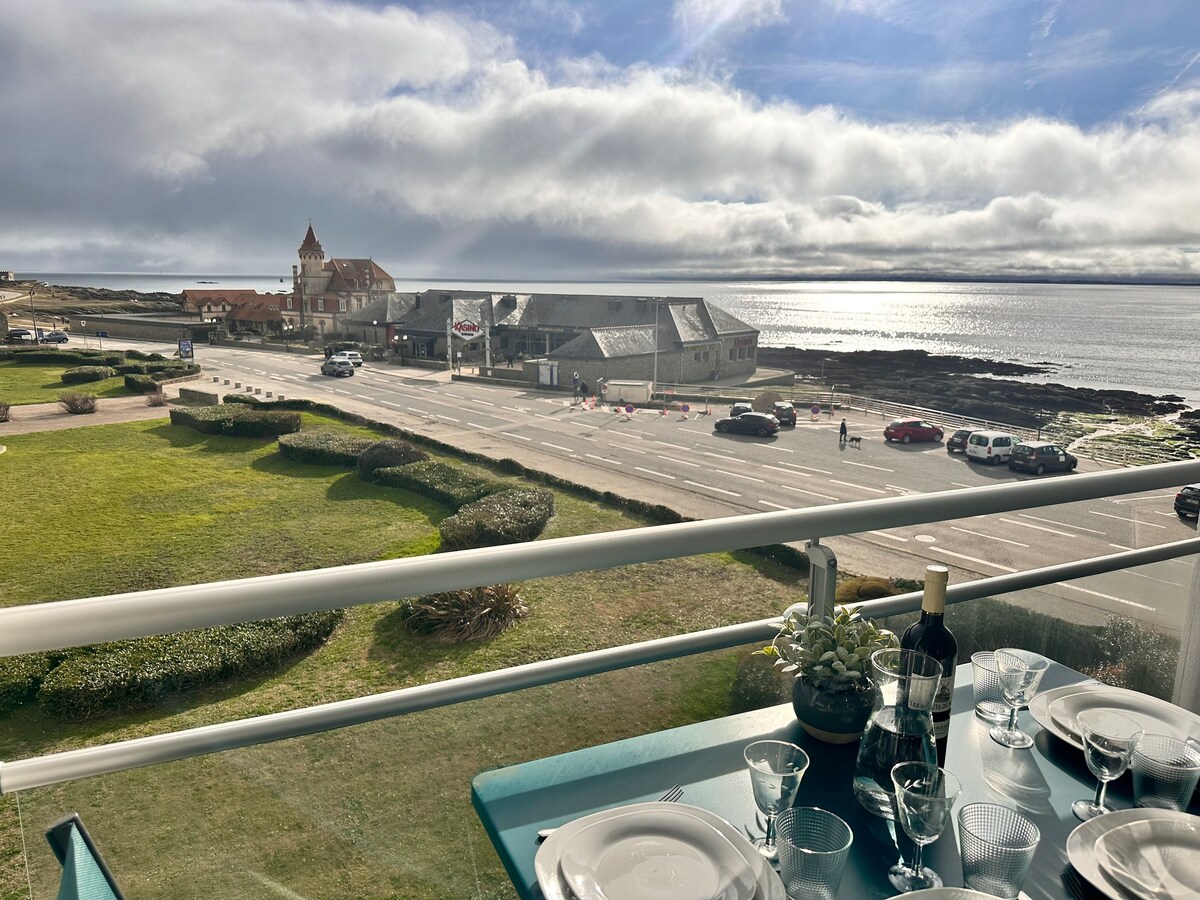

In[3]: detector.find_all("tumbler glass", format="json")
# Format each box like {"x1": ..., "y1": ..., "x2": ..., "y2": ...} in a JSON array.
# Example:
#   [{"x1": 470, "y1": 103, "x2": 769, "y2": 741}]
[
  {"x1": 970, "y1": 651, "x2": 1010, "y2": 723},
  {"x1": 776, "y1": 807, "x2": 853, "y2": 900},
  {"x1": 958, "y1": 803, "x2": 1041, "y2": 899},
  {"x1": 1131, "y1": 734, "x2": 1200, "y2": 810}
]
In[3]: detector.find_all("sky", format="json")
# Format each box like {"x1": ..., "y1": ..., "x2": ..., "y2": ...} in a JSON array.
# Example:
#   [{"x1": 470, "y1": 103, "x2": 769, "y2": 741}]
[{"x1": 2, "y1": 0, "x2": 1199, "y2": 281}]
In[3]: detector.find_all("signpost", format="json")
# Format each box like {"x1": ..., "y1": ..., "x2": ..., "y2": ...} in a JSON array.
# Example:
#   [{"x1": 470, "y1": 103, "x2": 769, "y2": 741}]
[{"x1": 178, "y1": 339, "x2": 194, "y2": 360}]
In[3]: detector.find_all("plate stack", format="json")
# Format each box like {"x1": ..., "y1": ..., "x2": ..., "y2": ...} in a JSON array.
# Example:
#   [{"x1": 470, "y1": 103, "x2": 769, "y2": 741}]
[
  {"x1": 1028, "y1": 684, "x2": 1200, "y2": 749},
  {"x1": 1067, "y1": 809, "x2": 1200, "y2": 899},
  {"x1": 534, "y1": 802, "x2": 785, "y2": 900}
]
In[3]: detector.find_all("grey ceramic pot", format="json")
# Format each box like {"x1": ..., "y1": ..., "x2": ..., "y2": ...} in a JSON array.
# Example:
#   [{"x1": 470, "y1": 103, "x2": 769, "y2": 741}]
[{"x1": 791, "y1": 677, "x2": 874, "y2": 744}]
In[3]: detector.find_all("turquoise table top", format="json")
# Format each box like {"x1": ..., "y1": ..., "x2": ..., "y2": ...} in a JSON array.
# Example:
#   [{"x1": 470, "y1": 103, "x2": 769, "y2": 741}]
[{"x1": 471, "y1": 661, "x2": 1188, "y2": 899}]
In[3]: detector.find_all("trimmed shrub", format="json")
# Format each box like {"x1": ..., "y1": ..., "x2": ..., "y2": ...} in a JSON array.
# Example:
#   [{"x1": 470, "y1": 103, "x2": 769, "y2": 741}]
[
  {"x1": 278, "y1": 431, "x2": 375, "y2": 466},
  {"x1": 356, "y1": 439, "x2": 428, "y2": 481},
  {"x1": 223, "y1": 394, "x2": 260, "y2": 405},
  {"x1": 58, "y1": 392, "x2": 98, "y2": 414},
  {"x1": 401, "y1": 584, "x2": 527, "y2": 643},
  {"x1": 0, "y1": 654, "x2": 54, "y2": 716},
  {"x1": 36, "y1": 611, "x2": 343, "y2": 719},
  {"x1": 169, "y1": 406, "x2": 301, "y2": 437},
  {"x1": 114, "y1": 363, "x2": 149, "y2": 375},
  {"x1": 438, "y1": 488, "x2": 555, "y2": 550},
  {"x1": 61, "y1": 365, "x2": 116, "y2": 384},
  {"x1": 124, "y1": 373, "x2": 158, "y2": 393},
  {"x1": 0, "y1": 347, "x2": 13, "y2": 360},
  {"x1": 372, "y1": 460, "x2": 504, "y2": 509},
  {"x1": 0, "y1": 400, "x2": 9, "y2": 422}
]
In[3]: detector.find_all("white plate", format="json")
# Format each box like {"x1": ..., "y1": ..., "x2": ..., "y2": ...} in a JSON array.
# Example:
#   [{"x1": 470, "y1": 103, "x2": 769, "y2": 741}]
[
  {"x1": 1095, "y1": 818, "x2": 1200, "y2": 900},
  {"x1": 1050, "y1": 690, "x2": 1196, "y2": 744},
  {"x1": 1030, "y1": 684, "x2": 1200, "y2": 750},
  {"x1": 558, "y1": 805, "x2": 756, "y2": 900},
  {"x1": 1065, "y1": 807, "x2": 1200, "y2": 900},
  {"x1": 535, "y1": 803, "x2": 783, "y2": 900}
]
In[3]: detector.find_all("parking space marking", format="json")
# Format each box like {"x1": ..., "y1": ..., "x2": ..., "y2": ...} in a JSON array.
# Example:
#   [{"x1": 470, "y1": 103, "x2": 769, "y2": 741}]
[
  {"x1": 842, "y1": 461, "x2": 894, "y2": 472},
  {"x1": 540, "y1": 441, "x2": 574, "y2": 454},
  {"x1": 685, "y1": 480, "x2": 740, "y2": 497},
  {"x1": 658, "y1": 455, "x2": 701, "y2": 468},
  {"x1": 829, "y1": 479, "x2": 888, "y2": 495},
  {"x1": 1019, "y1": 514, "x2": 1105, "y2": 535},
  {"x1": 870, "y1": 530, "x2": 909, "y2": 542},
  {"x1": 1090, "y1": 511, "x2": 1167, "y2": 529},
  {"x1": 585, "y1": 453, "x2": 622, "y2": 465},
  {"x1": 1000, "y1": 517, "x2": 1076, "y2": 537},
  {"x1": 781, "y1": 485, "x2": 839, "y2": 501},
  {"x1": 501, "y1": 432, "x2": 531, "y2": 441},
  {"x1": 635, "y1": 466, "x2": 676, "y2": 479},
  {"x1": 712, "y1": 469, "x2": 765, "y2": 483},
  {"x1": 1112, "y1": 494, "x2": 1176, "y2": 503},
  {"x1": 785, "y1": 463, "x2": 833, "y2": 475},
  {"x1": 951, "y1": 526, "x2": 1029, "y2": 548},
  {"x1": 925, "y1": 547, "x2": 1017, "y2": 572},
  {"x1": 1127, "y1": 570, "x2": 1181, "y2": 586},
  {"x1": 1150, "y1": 511, "x2": 1179, "y2": 518},
  {"x1": 704, "y1": 452, "x2": 742, "y2": 463}
]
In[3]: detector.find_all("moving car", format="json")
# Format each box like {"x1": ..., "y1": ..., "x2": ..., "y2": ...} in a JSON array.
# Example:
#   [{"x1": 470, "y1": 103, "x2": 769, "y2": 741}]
[
  {"x1": 713, "y1": 412, "x2": 780, "y2": 437},
  {"x1": 330, "y1": 350, "x2": 364, "y2": 367},
  {"x1": 770, "y1": 402, "x2": 797, "y2": 426},
  {"x1": 39, "y1": 330, "x2": 70, "y2": 344},
  {"x1": 320, "y1": 358, "x2": 355, "y2": 377},
  {"x1": 883, "y1": 418, "x2": 944, "y2": 443},
  {"x1": 965, "y1": 430, "x2": 1016, "y2": 465},
  {"x1": 946, "y1": 428, "x2": 974, "y2": 454},
  {"x1": 1175, "y1": 484, "x2": 1200, "y2": 519},
  {"x1": 1007, "y1": 441, "x2": 1077, "y2": 475},
  {"x1": 729, "y1": 401, "x2": 754, "y2": 418}
]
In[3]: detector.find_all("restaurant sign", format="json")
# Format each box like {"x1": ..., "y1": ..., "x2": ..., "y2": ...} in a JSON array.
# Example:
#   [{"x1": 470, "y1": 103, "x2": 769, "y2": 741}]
[{"x1": 451, "y1": 320, "x2": 482, "y2": 340}]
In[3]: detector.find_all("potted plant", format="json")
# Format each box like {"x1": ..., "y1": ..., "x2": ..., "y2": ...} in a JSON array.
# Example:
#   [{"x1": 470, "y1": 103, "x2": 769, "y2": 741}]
[{"x1": 758, "y1": 604, "x2": 898, "y2": 744}]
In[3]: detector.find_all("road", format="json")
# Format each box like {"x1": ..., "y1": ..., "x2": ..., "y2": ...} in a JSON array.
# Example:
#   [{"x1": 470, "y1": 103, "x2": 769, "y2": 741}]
[{"x1": 118, "y1": 339, "x2": 1200, "y2": 635}]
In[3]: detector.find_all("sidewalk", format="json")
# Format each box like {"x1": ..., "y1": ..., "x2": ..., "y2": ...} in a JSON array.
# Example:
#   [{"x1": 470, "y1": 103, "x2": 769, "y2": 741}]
[{"x1": 0, "y1": 393, "x2": 172, "y2": 436}]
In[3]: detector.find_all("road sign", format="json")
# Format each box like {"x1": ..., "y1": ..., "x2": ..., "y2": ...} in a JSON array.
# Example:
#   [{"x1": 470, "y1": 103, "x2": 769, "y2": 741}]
[{"x1": 96, "y1": 331, "x2": 109, "y2": 338}]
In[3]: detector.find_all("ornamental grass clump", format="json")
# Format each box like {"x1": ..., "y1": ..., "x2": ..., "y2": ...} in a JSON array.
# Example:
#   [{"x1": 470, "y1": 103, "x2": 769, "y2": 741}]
[
  {"x1": 759, "y1": 605, "x2": 898, "y2": 694},
  {"x1": 401, "y1": 584, "x2": 528, "y2": 643},
  {"x1": 58, "y1": 392, "x2": 98, "y2": 415}
]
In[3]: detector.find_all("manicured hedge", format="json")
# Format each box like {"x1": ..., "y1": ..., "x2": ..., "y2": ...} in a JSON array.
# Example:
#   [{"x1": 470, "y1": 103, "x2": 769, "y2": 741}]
[
  {"x1": 438, "y1": 488, "x2": 555, "y2": 550},
  {"x1": 7, "y1": 348, "x2": 127, "y2": 367},
  {"x1": 0, "y1": 654, "x2": 54, "y2": 716},
  {"x1": 169, "y1": 405, "x2": 301, "y2": 437},
  {"x1": 125, "y1": 349, "x2": 166, "y2": 361},
  {"x1": 372, "y1": 460, "x2": 505, "y2": 509},
  {"x1": 61, "y1": 365, "x2": 116, "y2": 384},
  {"x1": 125, "y1": 365, "x2": 202, "y2": 393},
  {"x1": 114, "y1": 363, "x2": 149, "y2": 375},
  {"x1": 356, "y1": 439, "x2": 429, "y2": 480},
  {"x1": 278, "y1": 431, "x2": 376, "y2": 466},
  {"x1": 36, "y1": 612, "x2": 343, "y2": 719}
]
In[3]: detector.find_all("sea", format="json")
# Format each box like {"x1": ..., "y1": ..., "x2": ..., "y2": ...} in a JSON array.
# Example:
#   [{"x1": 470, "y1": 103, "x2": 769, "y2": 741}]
[{"x1": 19, "y1": 273, "x2": 1200, "y2": 405}]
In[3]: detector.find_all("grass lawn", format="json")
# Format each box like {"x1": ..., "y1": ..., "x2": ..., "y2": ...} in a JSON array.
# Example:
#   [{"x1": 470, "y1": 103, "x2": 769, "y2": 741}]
[
  {"x1": 0, "y1": 360, "x2": 134, "y2": 405},
  {"x1": 0, "y1": 414, "x2": 804, "y2": 900}
]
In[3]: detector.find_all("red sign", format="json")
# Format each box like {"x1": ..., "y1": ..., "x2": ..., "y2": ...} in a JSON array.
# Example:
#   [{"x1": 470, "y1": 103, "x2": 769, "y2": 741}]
[{"x1": 451, "y1": 320, "x2": 481, "y2": 340}]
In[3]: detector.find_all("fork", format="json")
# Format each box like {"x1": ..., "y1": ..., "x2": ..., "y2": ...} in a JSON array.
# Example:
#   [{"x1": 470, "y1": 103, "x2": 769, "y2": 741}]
[{"x1": 536, "y1": 784, "x2": 684, "y2": 841}]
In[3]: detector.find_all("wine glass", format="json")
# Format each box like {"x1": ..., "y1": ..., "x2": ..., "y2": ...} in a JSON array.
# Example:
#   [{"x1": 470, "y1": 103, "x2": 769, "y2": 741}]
[
  {"x1": 1072, "y1": 709, "x2": 1143, "y2": 820},
  {"x1": 744, "y1": 740, "x2": 810, "y2": 863},
  {"x1": 888, "y1": 761, "x2": 962, "y2": 892},
  {"x1": 989, "y1": 649, "x2": 1049, "y2": 749}
]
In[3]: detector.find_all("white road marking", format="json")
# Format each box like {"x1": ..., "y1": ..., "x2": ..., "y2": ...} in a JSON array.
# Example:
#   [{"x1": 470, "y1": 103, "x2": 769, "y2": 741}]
[
  {"x1": 1019, "y1": 513, "x2": 1106, "y2": 535},
  {"x1": 704, "y1": 451, "x2": 742, "y2": 463},
  {"x1": 334, "y1": 389, "x2": 352, "y2": 395},
  {"x1": 760, "y1": 464, "x2": 802, "y2": 477},
  {"x1": 713, "y1": 469, "x2": 765, "y2": 483},
  {"x1": 1109, "y1": 543, "x2": 1133, "y2": 551},
  {"x1": 585, "y1": 454, "x2": 622, "y2": 465},
  {"x1": 1112, "y1": 494, "x2": 1175, "y2": 503},
  {"x1": 765, "y1": 445, "x2": 795, "y2": 453},
  {"x1": 535, "y1": 413, "x2": 555, "y2": 420},
  {"x1": 635, "y1": 466, "x2": 676, "y2": 479},
  {"x1": 829, "y1": 479, "x2": 888, "y2": 495},
  {"x1": 1150, "y1": 511, "x2": 1179, "y2": 518},
  {"x1": 658, "y1": 455, "x2": 701, "y2": 468},
  {"x1": 759, "y1": 500, "x2": 792, "y2": 510},
  {"x1": 380, "y1": 400, "x2": 402, "y2": 408},
  {"x1": 474, "y1": 399, "x2": 496, "y2": 406},
  {"x1": 1090, "y1": 511, "x2": 1167, "y2": 529},
  {"x1": 842, "y1": 460, "x2": 894, "y2": 472},
  {"x1": 444, "y1": 393, "x2": 467, "y2": 400},
  {"x1": 356, "y1": 394, "x2": 373, "y2": 399},
  {"x1": 502, "y1": 432, "x2": 531, "y2": 441},
  {"x1": 925, "y1": 548, "x2": 1017, "y2": 572},
  {"x1": 654, "y1": 440, "x2": 691, "y2": 451},
  {"x1": 685, "y1": 480, "x2": 740, "y2": 496},
  {"x1": 406, "y1": 406, "x2": 425, "y2": 413},
  {"x1": 781, "y1": 485, "x2": 839, "y2": 501},
  {"x1": 681, "y1": 429, "x2": 710, "y2": 436},
  {"x1": 785, "y1": 463, "x2": 833, "y2": 475},
  {"x1": 999, "y1": 517, "x2": 1076, "y2": 537},
  {"x1": 1127, "y1": 571, "x2": 1181, "y2": 586},
  {"x1": 951, "y1": 526, "x2": 1029, "y2": 548},
  {"x1": 870, "y1": 530, "x2": 909, "y2": 542},
  {"x1": 886, "y1": 484, "x2": 921, "y2": 494},
  {"x1": 435, "y1": 414, "x2": 459, "y2": 423},
  {"x1": 540, "y1": 442, "x2": 574, "y2": 453},
  {"x1": 566, "y1": 420, "x2": 598, "y2": 429},
  {"x1": 951, "y1": 482, "x2": 974, "y2": 488},
  {"x1": 605, "y1": 440, "x2": 647, "y2": 455},
  {"x1": 1062, "y1": 583, "x2": 1154, "y2": 611},
  {"x1": 501, "y1": 406, "x2": 524, "y2": 412},
  {"x1": 466, "y1": 422, "x2": 487, "y2": 429}
]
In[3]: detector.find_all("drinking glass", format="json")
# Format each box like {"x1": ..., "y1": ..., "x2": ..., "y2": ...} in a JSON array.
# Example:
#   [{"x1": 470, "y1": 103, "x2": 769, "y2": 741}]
[
  {"x1": 1131, "y1": 734, "x2": 1200, "y2": 810},
  {"x1": 888, "y1": 761, "x2": 962, "y2": 892},
  {"x1": 744, "y1": 740, "x2": 810, "y2": 862},
  {"x1": 958, "y1": 803, "x2": 1041, "y2": 899},
  {"x1": 777, "y1": 807, "x2": 853, "y2": 900},
  {"x1": 970, "y1": 651, "x2": 1010, "y2": 723},
  {"x1": 989, "y1": 649, "x2": 1049, "y2": 749},
  {"x1": 1072, "y1": 709, "x2": 1143, "y2": 820}
]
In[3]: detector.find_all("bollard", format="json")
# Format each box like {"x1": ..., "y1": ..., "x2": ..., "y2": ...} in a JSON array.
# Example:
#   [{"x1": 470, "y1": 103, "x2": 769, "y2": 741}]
[
  {"x1": 212, "y1": 376, "x2": 220, "y2": 383},
  {"x1": 224, "y1": 379, "x2": 230, "y2": 385},
  {"x1": 278, "y1": 395, "x2": 285, "y2": 401},
  {"x1": 265, "y1": 391, "x2": 272, "y2": 398},
  {"x1": 234, "y1": 382, "x2": 241, "y2": 389},
  {"x1": 254, "y1": 388, "x2": 261, "y2": 395}
]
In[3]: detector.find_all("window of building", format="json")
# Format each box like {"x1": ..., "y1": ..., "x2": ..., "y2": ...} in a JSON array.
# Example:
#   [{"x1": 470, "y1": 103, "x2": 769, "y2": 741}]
[
  {"x1": 694, "y1": 352, "x2": 702, "y2": 361},
  {"x1": 738, "y1": 347, "x2": 746, "y2": 360},
  {"x1": 339, "y1": 300, "x2": 347, "y2": 312},
  {"x1": 286, "y1": 297, "x2": 292, "y2": 309},
  {"x1": 703, "y1": 351, "x2": 710, "y2": 362},
  {"x1": 729, "y1": 349, "x2": 736, "y2": 361}
]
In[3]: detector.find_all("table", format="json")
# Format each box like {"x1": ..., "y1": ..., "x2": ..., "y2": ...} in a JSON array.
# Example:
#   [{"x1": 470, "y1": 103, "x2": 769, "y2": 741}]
[{"x1": 471, "y1": 661, "x2": 1182, "y2": 899}]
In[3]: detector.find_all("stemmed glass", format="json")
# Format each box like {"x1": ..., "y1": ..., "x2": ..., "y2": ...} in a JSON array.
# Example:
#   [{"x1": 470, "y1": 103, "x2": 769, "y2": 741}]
[
  {"x1": 744, "y1": 740, "x2": 810, "y2": 863},
  {"x1": 888, "y1": 761, "x2": 962, "y2": 892},
  {"x1": 1072, "y1": 709, "x2": 1143, "y2": 820},
  {"x1": 989, "y1": 649, "x2": 1049, "y2": 749}
]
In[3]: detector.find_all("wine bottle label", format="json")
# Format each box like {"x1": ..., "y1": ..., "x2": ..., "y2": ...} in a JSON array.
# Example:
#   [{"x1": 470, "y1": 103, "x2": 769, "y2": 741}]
[{"x1": 932, "y1": 670, "x2": 955, "y2": 740}]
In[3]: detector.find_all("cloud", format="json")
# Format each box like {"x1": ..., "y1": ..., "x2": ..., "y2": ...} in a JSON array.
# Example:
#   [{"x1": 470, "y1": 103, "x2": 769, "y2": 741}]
[
  {"x1": 2, "y1": 0, "x2": 1198, "y2": 281},
  {"x1": 672, "y1": 0, "x2": 786, "y2": 42}
]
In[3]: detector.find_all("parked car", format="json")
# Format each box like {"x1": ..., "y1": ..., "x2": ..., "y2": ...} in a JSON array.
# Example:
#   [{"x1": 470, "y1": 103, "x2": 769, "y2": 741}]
[
  {"x1": 38, "y1": 330, "x2": 70, "y2": 344},
  {"x1": 330, "y1": 350, "x2": 364, "y2": 367},
  {"x1": 770, "y1": 402, "x2": 797, "y2": 426},
  {"x1": 714, "y1": 412, "x2": 780, "y2": 437},
  {"x1": 7, "y1": 328, "x2": 33, "y2": 342},
  {"x1": 946, "y1": 428, "x2": 974, "y2": 454},
  {"x1": 1007, "y1": 441, "x2": 1078, "y2": 475},
  {"x1": 883, "y1": 418, "x2": 944, "y2": 443},
  {"x1": 965, "y1": 430, "x2": 1016, "y2": 465},
  {"x1": 729, "y1": 401, "x2": 754, "y2": 418},
  {"x1": 320, "y1": 358, "x2": 355, "y2": 377},
  {"x1": 1175, "y1": 484, "x2": 1200, "y2": 519}
]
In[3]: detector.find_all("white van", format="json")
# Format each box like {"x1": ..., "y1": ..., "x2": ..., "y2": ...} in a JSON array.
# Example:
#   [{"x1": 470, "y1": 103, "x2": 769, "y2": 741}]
[
  {"x1": 330, "y1": 350, "x2": 364, "y2": 367},
  {"x1": 965, "y1": 431, "x2": 1016, "y2": 465}
]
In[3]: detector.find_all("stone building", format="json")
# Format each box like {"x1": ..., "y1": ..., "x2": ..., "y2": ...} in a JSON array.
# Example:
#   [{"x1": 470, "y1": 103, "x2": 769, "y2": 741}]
[{"x1": 290, "y1": 225, "x2": 397, "y2": 338}]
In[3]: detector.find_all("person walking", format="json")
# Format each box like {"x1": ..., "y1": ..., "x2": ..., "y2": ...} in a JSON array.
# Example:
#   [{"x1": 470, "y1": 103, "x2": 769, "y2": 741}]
[
  {"x1": 579, "y1": 380, "x2": 589, "y2": 405},
  {"x1": 839, "y1": 417, "x2": 848, "y2": 446}
]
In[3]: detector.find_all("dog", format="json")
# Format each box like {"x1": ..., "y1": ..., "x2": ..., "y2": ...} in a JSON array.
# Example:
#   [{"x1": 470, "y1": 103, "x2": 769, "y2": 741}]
[{"x1": 847, "y1": 435, "x2": 862, "y2": 448}]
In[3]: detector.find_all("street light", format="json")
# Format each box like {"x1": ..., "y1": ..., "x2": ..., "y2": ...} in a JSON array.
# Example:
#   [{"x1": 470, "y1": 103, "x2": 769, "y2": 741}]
[
  {"x1": 283, "y1": 322, "x2": 294, "y2": 353},
  {"x1": 372, "y1": 319, "x2": 379, "y2": 346},
  {"x1": 28, "y1": 289, "x2": 38, "y2": 341}
]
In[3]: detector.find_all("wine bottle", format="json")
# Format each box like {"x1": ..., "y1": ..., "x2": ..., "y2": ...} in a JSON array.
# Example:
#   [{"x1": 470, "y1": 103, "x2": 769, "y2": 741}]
[{"x1": 901, "y1": 565, "x2": 957, "y2": 766}]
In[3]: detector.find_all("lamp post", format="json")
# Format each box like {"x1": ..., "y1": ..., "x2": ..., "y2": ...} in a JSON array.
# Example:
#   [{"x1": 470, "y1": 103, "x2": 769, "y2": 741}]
[
  {"x1": 80, "y1": 319, "x2": 88, "y2": 350},
  {"x1": 372, "y1": 319, "x2": 379, "y2": 346},
  {"x1": 28, "y1": 289, "x2": 38, "y2": 341},
  {"x1": 283, "y1": 323, "x2": 293, "y2": 353},
  {"x1": 651, "y1": 299, "x2": 660, "y2": 400}
]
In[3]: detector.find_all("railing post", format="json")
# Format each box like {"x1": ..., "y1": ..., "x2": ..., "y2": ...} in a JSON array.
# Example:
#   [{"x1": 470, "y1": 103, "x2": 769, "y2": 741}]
[
  {"x1": 1172, "y1": 559, "x2": 1200, "y2": 714},
  {"x1": 805, "y1": 539, "x2": 837, "y2": 619}
]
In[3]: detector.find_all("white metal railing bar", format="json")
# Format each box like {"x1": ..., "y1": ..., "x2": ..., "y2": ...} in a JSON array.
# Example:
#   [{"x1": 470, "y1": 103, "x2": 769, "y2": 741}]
[
  {"x1": 1, "y1": 538, "x2": 1196, "y2": 794},
  {"x1": 4, "y1": 459, "x2": 1199, "y2": 658}
]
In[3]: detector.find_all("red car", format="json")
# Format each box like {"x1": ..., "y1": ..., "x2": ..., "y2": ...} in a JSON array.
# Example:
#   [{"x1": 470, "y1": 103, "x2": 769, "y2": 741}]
[{"x1": 883, "y1": 418, "x2": 944, "y2": 444}]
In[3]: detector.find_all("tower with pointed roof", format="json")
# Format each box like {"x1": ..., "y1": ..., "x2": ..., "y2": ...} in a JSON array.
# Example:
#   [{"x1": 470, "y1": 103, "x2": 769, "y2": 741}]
[{"x1": 294, "y1": 223, "x2": 326, "y2": 328}]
